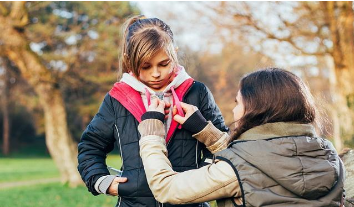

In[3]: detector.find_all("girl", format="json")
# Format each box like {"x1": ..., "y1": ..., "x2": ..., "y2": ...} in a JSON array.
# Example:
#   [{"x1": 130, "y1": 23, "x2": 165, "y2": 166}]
[
  {"x1": 77, "y1": 15, "x2": 228, "y2": 207},
  {"x1": 138, "y1": 68, "x2": 345, "y2": 207}
]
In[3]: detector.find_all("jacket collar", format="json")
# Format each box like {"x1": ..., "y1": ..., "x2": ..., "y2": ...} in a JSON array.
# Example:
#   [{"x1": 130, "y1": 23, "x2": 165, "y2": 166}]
[
  {"x1": 109, "y1": 79, "x2": 194, "y2": 143},
  {"x1": 238, "y1": 122, "x2": 317, "y2": 141},
  {"x1": 120, "y1": 65, "x2": 191, "y2": 95}
]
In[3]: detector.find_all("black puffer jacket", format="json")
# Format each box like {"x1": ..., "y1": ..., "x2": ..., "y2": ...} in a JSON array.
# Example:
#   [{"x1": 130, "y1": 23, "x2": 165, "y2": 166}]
[{"x1": 78, "y1": 81, "x2": 228, "y2": 207}]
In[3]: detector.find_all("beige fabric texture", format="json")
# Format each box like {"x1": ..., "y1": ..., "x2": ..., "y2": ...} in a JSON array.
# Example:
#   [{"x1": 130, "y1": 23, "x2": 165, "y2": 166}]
[
  {"x1": 138, "y1": 133, "x2": 241, "y2": 204},
  {"x1": 138, "y1": 119, "x2": 166, "y2": 138},
  {"x1": 193, "y1": 121, "x2": 231, "y2": 154}
]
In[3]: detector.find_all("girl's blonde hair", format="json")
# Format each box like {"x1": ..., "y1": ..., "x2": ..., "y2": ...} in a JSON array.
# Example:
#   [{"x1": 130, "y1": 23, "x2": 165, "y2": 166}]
[{"x1": 120, "y1": 15, "x2": 178, "y2": 77}]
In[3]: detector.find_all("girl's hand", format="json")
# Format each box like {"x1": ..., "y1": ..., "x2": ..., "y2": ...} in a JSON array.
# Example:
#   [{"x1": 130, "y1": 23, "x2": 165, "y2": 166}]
[
  {"x1": 107, "y1": 177, "x2": 128, "y2": 196},
  {"x1": 173, "y1": 102, "x2": 199, "y2": 124}
]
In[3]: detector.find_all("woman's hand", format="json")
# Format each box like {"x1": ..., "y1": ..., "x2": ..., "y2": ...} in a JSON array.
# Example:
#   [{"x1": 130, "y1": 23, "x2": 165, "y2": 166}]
[
  {"x1": 173, "y1": 102, "x2": 199, "y2": 124},
  {"x1": 107, "y1": 177, "x2": 128, "y2": 196},
  {"x1": 147, "y1": 98, "x2": 171, "y2": 119}
]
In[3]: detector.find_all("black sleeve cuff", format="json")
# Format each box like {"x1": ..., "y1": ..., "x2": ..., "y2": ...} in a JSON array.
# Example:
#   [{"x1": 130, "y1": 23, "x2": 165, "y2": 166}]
[
  {"x1": 182, "y1": 110, "x2": 208, "y2": 134},
  {"x1": 141, "y1": 111, "x2": 165, "y2": 122}
]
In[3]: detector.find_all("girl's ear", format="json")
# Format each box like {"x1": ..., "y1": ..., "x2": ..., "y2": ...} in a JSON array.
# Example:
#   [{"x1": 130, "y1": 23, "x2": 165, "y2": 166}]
[{"x1": 175, "y1": 46, "x2": 179, "y2": 53}]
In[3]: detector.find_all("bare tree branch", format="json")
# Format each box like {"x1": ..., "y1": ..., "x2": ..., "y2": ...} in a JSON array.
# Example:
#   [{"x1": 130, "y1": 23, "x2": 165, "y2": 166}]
[
  {"x1": 10, "y1": 1, "x2": 29, "y2": 28},
  {"x1": 232, "y1": 12, "x2": 328, "y2": 56}
]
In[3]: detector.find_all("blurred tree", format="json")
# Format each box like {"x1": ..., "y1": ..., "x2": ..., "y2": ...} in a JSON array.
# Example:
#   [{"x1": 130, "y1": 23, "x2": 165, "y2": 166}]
[
  {"x1": 0, "y1": 56, "x2": 42, "y2": 155},
  {"x1": 0, "y1": 58, "x2": 10, "y2": 156},
  {"x1": 0, "y1": 1, "x2": 138, "y2": 186},
  {"x1": 200, "y1": 1, "x2": 354, "y2": 150},
  {"x1": 0, "y1": 1, "x2": 81, "y2": 186},
  {"x1": 179, "y1": 42, "x2": 273, "y2": 126},
  {"x1": 26, "y1": 1, "x2": 139, "y2": 140}
]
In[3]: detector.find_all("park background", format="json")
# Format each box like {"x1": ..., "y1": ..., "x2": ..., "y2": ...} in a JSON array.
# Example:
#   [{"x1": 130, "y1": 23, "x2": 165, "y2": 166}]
[{"x1": 0, "y1": 1, "x2": 353, "y2": 207}]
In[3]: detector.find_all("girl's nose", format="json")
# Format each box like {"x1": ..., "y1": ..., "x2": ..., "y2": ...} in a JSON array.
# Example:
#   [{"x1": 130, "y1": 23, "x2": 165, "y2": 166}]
[{"x1": 151, "y1": 67, "x2": 160, "y2": 78}]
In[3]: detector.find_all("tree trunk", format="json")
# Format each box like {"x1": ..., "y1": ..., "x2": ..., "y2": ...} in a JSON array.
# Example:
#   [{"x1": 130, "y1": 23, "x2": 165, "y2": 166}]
[
  {"x1": 40, "y1": 88, "x2": 82, "y2": 186},
  {"x1": 1, "y1": 60, "x2": 10, "y2": 156},
  {"x1": 326, "y1": 56, "x2": 343, "y2": 151},
  {"x1": 0, "y1": 2, "x2": 82, "y2": 186},
  {"x1": 324, "y1": 1, "x2": 354, "y2": 151}
]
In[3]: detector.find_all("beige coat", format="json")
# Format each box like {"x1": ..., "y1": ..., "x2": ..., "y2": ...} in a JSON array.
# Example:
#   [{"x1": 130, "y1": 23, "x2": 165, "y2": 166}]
[
  {"x1": 139, "y1": 119, "x2": 344, "y2": 207},
  {"x1": 138, "y1": 119, "x2": 242, "y2": 205}
]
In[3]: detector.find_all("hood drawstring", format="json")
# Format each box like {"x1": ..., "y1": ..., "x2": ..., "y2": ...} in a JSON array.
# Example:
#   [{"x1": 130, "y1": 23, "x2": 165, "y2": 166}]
[
  {"x1": 171, "y1": 87, "x2": 184, "y2": 129},
  {"x1": 145, "y1": 88, "x2": 151, "y2": 107},
  {"x1": 145, "y1": 87, "x2": 185, "y2": 129}
]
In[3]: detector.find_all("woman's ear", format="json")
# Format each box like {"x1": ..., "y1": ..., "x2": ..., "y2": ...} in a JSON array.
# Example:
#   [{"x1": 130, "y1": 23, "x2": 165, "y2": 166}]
[{"x1": 175, "y1": 46, "x2": 179, "y2": 53}]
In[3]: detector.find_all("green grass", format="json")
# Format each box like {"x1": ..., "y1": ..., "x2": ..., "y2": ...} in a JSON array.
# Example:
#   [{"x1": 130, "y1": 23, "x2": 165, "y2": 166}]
[
  {"x1": 0, "y1": 154, "x2": 123, "y2": 207},
  {"x1": 0, "y1": 155, "x2": 122, "y2": 183},
  {"x1": 0, "y1": 182, "x2": 117, "y2": 207},
  {"x1": 0, "y1": 158, "x2": 60, "y2": 183},
  {"x1": 0, "y1": 155, "x2": 218, "y2": 207},
  {"x1": 106, "y1": 154, "x2": 123, "y2": 170}
]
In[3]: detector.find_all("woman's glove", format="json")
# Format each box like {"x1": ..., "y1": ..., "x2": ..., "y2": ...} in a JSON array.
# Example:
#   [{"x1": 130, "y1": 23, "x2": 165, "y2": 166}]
[
  {"x1": 173, "y1": 102, "x2": 229, "y2": 150},
  {"x1": 173, "y1": 102, "x2": 208, "y2": 134}
]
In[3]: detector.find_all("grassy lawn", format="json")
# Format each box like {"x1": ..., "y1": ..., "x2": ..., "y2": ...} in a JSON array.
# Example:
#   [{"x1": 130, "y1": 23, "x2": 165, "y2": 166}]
[
  {"x1": 0, "y1": 154, "x2": 123, "y2": 207},
  {"x1": 0, "y1": 182, "x2": 117, "y2": 207},
  {"x1": 0, "y1": 154, "x2": 122, "y2": 184},
  {"x1": 0, "y1": 154, "x2": 217, "y2": 207},
  {"x1": 0, "y1": 158, "x2": 60, "y2": 183}
]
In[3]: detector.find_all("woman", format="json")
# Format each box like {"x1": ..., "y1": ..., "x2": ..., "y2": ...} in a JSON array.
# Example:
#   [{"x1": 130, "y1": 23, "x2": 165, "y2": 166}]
[{"x1": 138, "y1": 68, "x2": 345, "y2": 207}]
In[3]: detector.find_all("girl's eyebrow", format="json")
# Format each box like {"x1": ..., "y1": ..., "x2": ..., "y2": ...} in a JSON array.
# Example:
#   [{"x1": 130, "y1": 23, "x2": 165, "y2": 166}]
[{"x1": 160, "y1": 58, "x2": 171, "y2": 63}]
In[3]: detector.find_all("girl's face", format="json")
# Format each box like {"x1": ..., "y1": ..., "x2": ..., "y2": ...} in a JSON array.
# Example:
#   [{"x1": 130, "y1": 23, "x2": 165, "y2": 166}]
[
  {"x1": 138, "y1": 49, "x2": 175, "y2": 91},
  {"x1": 232, "y1": 90, "x2": 245, "y2": 128}
]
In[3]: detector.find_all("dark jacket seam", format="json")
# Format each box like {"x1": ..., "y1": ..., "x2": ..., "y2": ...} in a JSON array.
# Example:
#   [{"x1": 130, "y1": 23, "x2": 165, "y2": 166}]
[{"x1": 291, "y1": 137, "x2": 306, "y2": 196}]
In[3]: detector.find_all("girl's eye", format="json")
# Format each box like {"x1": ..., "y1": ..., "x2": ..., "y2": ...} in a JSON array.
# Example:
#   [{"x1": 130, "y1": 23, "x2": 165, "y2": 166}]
[
  {"x1": 160, "y1": 63, "x2": 169, "y2": 67},
  {"x1": 160, "y1": 60, "x2": 171, "y2": 67},
  {"x1": 141, "y1": 66, "x2": 150, "y2": 70}
]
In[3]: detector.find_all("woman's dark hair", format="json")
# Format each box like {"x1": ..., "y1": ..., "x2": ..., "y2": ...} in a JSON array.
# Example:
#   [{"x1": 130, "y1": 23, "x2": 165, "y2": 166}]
[{"x1": 232, "y1": 68, "x2": 320, "y2": 140}]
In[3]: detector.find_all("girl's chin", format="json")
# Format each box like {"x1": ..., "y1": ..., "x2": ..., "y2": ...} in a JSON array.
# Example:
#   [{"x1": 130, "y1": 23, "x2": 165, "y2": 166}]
[
  {"x1": 147, "y1": 82, "x2": 170, "y2": 91},
  {"x1": 148, "y1": 84, "x2": 165, "y2": 91}
]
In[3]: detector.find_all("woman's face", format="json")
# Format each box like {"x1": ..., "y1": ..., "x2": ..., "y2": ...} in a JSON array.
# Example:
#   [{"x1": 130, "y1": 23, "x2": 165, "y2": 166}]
[
  {"x1": 232, "y1": 90, "x2": 245, "y2": 128},
  {"x1": 138, "y1": 49, "x2": 175, "y2": 92}
]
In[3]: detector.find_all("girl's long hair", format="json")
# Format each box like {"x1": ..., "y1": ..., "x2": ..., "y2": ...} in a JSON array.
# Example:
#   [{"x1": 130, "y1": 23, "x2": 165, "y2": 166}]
[
  {"x1": 119, "y1": 15, "x2": 178, "y2": 77},
  {"x1": 232, "y1": 68, "x2": 321, "y2": 140}
]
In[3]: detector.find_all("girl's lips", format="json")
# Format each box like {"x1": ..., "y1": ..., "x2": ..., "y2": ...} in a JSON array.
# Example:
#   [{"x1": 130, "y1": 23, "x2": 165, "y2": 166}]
[{"x1": 150, "y1": 80, "x2": 162, "y2": 84}]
